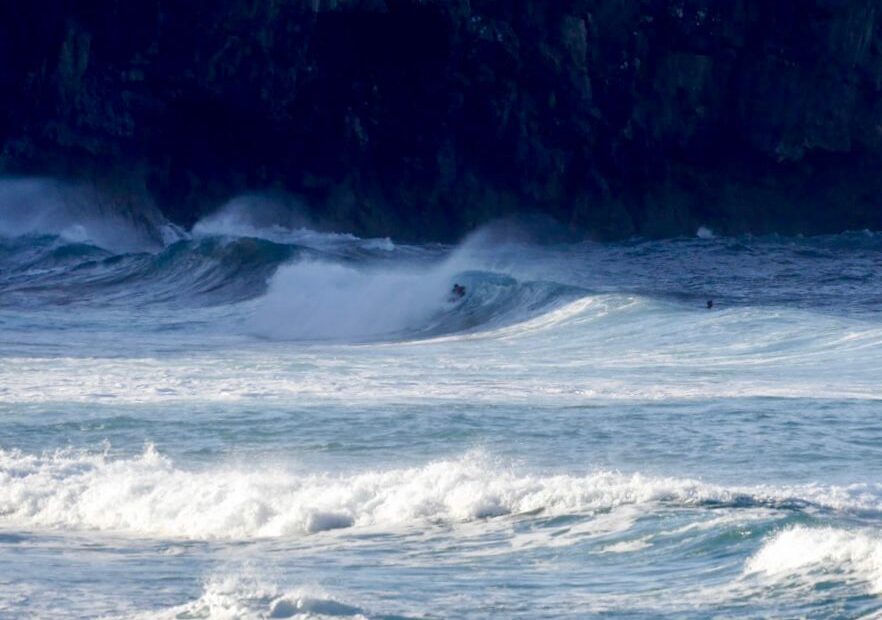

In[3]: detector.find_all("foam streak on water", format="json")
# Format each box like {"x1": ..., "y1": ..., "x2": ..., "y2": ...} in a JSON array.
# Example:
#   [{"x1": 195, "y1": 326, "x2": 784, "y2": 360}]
[{"x1": 2, "y1": 191, "x2": 882, "y2": 617}]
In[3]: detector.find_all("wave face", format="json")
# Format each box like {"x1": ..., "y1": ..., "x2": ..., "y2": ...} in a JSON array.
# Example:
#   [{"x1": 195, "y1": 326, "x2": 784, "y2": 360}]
[{"x1": 3, "y1": 191, "x2": 882, "y2": 618}]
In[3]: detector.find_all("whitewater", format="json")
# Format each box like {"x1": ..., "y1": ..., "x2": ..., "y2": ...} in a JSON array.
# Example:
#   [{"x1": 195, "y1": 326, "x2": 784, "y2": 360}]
[{"x1": 2, "y1": 180, "x2": 882, "y2": 618}]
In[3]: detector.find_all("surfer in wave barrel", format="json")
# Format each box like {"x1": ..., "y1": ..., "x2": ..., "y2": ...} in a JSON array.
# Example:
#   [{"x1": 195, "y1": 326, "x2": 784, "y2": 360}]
[{"x1": 450, "y1": 283, "x2": 466, "y2": 301}]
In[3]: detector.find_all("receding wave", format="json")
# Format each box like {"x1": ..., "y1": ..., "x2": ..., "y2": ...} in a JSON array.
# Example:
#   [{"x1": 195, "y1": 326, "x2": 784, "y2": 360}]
[{"x1": 1, "y1": 445, "x2": 879, "y2": 540}]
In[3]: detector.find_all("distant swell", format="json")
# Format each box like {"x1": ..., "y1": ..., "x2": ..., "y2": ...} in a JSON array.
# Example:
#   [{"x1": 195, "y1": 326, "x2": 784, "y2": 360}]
[{"x1": 1, "y1": 446, "x2": 880, "y2": 540}]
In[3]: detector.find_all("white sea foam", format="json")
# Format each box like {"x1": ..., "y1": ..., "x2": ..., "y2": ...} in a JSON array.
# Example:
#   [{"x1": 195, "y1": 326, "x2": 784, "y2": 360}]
[
  {"x1": 128, "y1": 576, "x2": 365, "y2": 620},
  {"x1": 1, "y1": 446, "x2": 879, "y2": 541},
  {"x1": 746, "y1": 526, "x2": 882, "y2": 594},
  {"x1": 597, "y1": 538, "x2": 653, "y2": 554},
  {"x1": 4, "y1": 295, "x2": 882, "y2": 405}
]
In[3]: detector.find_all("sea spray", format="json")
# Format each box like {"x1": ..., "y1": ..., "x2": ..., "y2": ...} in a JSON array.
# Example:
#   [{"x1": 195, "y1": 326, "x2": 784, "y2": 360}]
[
  {"x1": 248, "y1": 259, "x2": 454, "y2": 340},
  {"x1": 0, "y1": 177, "x2": 178, "y2": 253}
]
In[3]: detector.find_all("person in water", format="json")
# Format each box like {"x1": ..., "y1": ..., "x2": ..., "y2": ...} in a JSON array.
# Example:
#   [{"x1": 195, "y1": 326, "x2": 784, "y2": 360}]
[
  {"x1": 706, "y1": 299, "x2": 714, "y2": 309},
  {"x1": 451, "y1": 283, "x2": 466, "y2": 299}
]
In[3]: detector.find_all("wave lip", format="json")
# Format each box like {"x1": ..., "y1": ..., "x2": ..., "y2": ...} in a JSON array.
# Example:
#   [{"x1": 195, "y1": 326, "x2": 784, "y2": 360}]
[{"x1": 2, "y1": 446, "x2": 880, "y2": 541}]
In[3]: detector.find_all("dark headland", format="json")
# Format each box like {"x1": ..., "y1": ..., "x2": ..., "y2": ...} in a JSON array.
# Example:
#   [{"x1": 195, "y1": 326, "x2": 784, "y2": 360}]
[{"x1": 2, "y1": 1, "x2": 882, "y2": 241}]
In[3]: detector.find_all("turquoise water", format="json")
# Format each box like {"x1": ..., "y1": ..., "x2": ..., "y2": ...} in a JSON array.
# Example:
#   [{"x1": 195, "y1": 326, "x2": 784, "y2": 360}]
[{"x1": 2, "y1": 208, "x2": 882, "y2": 618}]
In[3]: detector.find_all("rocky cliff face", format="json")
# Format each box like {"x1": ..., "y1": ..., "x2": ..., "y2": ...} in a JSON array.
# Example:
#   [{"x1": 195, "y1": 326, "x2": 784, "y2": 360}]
[{"x1": 2, "y1": 0, "x2": 882, "y2": 239}]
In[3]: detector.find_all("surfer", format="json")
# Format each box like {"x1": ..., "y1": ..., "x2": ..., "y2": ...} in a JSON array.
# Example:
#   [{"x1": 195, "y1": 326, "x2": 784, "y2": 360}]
[
  {"x1": 706, "y1": 299, "x2": 713, "y2": 309},
  {"x1": 451, "y1": 283, "x2": 466, "y2": 299}
]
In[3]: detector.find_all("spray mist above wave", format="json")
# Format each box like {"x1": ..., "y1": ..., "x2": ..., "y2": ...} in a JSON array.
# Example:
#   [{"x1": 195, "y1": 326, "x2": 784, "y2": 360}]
[
  {"x1": 249, "y1": 259, "x2": 451, "y2": 340},
  {"x1": 2, "y1": 445, "x2": 880, "y2": 541},
  {"x1": 192, "y1": 193, "x2": 395, "y2": 252},
  {"x1": 0, "y1": 177, "x2": 183, "y2": 253}
]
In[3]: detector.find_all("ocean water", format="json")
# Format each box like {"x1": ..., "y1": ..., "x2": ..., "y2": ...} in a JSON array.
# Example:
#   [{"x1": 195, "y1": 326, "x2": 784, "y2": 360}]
[{"x1": 2, "y1": 189, "x2": 882, "y2": 618}]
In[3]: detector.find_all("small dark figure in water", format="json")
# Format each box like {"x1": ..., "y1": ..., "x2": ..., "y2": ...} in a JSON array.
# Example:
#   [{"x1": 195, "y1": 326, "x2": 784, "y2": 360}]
[
  {"x1": 706, "y1": 299, "x2": 714, "y2": 310},
  {"x1": 451, "y1": 283, "x2": 466, "y2": 299}
]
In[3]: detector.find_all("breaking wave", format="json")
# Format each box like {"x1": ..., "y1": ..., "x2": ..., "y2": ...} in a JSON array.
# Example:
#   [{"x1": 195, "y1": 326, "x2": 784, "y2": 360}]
[
  {"x1": 249, "y1": 258, "x2": 583, "y2": 341},
  {"x1": 0, "y1": 216, "x2": 587, "y2": 339},
  {"x1": 4, "y1": 185, "x2": 882, "y2": 348},
  {"x1": 1, "y1": 445, "x2": 880, "y2": 541},
  {"x1": 747, "y1": 525, "x2": 882, "y2": 594}
]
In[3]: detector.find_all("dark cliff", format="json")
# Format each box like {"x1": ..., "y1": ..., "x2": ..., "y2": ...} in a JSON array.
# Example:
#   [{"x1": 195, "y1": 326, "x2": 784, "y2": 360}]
[{"x1": 2, "y1": 0, "x2": 882, "y2": 240}]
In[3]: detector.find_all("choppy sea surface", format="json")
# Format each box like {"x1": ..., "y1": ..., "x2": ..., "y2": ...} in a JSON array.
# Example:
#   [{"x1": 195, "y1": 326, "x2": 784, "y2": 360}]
[{"x1": 2, "y1": 188, "x2": 882, "y2": 618}]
